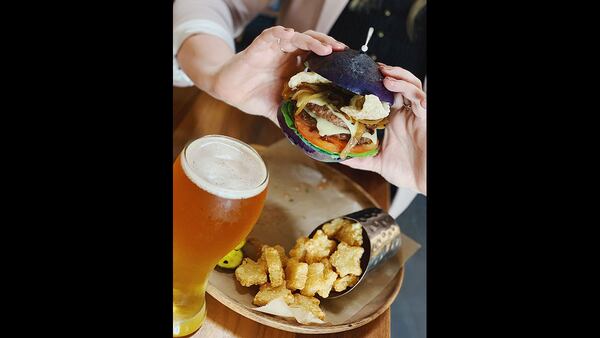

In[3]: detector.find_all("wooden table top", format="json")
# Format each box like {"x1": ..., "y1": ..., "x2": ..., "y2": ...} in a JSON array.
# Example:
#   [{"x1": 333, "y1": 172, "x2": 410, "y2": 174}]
[{"x1": 174, "y1": 88, "x2": 392, "y2": 338}]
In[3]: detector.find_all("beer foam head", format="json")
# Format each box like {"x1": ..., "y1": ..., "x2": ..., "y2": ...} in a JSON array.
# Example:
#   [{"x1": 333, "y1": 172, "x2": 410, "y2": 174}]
[{"x1": 182, "y1": 135, "x2": 268, "y2": 199}]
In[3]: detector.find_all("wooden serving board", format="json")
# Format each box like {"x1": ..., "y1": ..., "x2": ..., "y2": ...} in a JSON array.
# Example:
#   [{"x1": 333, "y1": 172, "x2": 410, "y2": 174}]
[{"x1": 196, "y1": 142, "x2": 410, "y2": 335}]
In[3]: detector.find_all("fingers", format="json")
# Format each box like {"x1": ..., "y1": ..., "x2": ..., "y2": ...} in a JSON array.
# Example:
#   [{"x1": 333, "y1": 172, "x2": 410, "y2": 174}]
[
  {"x1": 256, "y1": 26, "x2": 296, "y2": 47},
  {"x1": 383, "y1": 77, "x2": 427, "y2": 112},
  {"x1": 303, "y1": 30, "x2": 347, "y2": 51},
  {"x1": 266, "y1": 27, "x2": 330, "y2": 55},
  {"x1": 378, "y1": 63, "x2": 422, "y2": 90},
  {"x1": 288, "y1": 31, "x2": 332, "y2": 55},
  {"x1": 254, "y1": 26, "x2": 344, "y2": 57},
  {"x1": 377, "y1": 63, "x2": 426, "y2": 113}
]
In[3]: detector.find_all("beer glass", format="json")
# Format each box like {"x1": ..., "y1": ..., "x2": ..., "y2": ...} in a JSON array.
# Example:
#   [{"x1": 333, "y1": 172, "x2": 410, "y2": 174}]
[{"x1": 173, "y1": 135, "x2": 269, "y2": 336}]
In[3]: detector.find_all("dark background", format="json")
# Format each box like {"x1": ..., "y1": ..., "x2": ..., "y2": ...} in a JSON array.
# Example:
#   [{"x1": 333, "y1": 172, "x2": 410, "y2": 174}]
[
  {"x1": 5, "y1": 0, "x2": 575, "y2": 337},
  {"x1": 236, "y1": 0, "x2": 426, "y2": 82}
]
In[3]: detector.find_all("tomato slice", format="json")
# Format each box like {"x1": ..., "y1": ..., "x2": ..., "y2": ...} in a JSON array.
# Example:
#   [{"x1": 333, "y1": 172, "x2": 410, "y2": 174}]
[{"x1": 294, "y1": 113, "x2": 377, "y2": 155}]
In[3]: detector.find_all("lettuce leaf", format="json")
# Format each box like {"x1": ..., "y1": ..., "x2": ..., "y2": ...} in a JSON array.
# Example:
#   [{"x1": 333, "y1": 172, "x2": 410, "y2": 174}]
[{"x1": 281, "y1": 101, "x2": 379, "y2": 158}]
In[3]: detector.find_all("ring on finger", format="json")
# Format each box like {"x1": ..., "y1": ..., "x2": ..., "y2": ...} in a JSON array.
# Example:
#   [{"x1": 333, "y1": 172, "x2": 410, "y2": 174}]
[{"x1": 276, "y1": 38, "x2": 288, "y2": 54}]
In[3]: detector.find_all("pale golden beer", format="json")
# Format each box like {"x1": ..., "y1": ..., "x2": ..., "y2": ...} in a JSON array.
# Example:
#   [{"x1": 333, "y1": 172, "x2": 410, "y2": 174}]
[{"x1": 173, "y1": 135, "x2": 268, "y2": 336}]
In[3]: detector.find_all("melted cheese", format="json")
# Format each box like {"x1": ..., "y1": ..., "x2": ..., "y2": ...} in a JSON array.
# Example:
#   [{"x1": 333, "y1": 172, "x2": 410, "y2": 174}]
[
  {"x1": 328, "y1": 107, "x2": 358, "y2": 137},
  {"x1": 328, "y1": 108, "x2": 378, "y2": 145},
  {"x1": 288, "y1": 71, "x2": 331, "y2": 89},
  {"x1": 361, "y1": 131, "x2": 378, "y2": 144},
  {"x1": 304, "y1": 108, "x2": 349, "y2": 136},
  {"x1": 305, "y1": 104, "x2": 378, "y2": 145},
  {"x1": 308, "y1": 97, "x2": 329, "y2": 106},
  {"x1": 341, "y1": 94, "x2": 390, "y2": 121}
]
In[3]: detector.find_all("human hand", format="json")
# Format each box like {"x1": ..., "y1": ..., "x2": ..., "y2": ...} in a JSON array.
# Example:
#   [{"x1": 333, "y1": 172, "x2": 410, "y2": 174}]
[
  {"x1": 343, "y1": 64, "x2": 426, "y2": 195},
  {"x1": 210, "y1": 26, "x2": 347, "y2": 124}
]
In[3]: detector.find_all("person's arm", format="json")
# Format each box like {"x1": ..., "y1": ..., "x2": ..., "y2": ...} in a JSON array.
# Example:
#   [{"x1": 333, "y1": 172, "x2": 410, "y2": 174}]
[
  {"x1": 177, "y1": 26, "x2": 345, "y2": 125},
  {"x1": 173, "y1": 2, "x2": 347, "y2": 125},
  {"x1": 173, "y1": 0, "x2": 270, "y2": 87},
  {"x1": 344, "y1": 64, "x2": 427, "y2": 195},
  {"x1": 176, "y1": 34, "x2": 233, "y2": 98}
]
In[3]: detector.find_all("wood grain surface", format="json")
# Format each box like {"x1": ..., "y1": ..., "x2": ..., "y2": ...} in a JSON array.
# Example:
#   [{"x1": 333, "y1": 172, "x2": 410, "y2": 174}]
[{"x1": 174, "y1": 88, "x2": 392, "y2": 338}]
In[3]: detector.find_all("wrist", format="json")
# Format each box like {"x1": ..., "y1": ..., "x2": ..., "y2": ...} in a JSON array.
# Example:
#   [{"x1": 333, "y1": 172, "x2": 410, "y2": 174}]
[
  {"x1": 176, "y1": 50, "x2": 218, "y2": 96},
  {"x1": 176, "y1": 34, "x2": 232, "y2": 97},
  {"x1": 411, "y1": 163, "x2": 426, "y2": 195},
  {"x1": 383, "y1": 163, "x2": 425, "y2": 196}
]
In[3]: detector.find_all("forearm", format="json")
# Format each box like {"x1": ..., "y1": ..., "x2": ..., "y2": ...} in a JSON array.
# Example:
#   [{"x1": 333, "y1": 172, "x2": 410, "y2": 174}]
[
  {"x1": 173, "y1": 0, "x2": 268, "y2": 88},
  {"x1": 176, "y1": 34, "x2": 234, "y2": 98}
]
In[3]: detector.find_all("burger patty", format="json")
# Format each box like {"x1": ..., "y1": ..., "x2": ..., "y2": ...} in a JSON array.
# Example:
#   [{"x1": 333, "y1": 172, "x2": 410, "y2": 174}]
[
  {"x1": 300, "y1": 109, "x2": 318, "y2": 127},
  {"x1": 305, "y1": 103, "x2": 348, "y2": 130},
  {"x1": 299, "y1": 110, "x2": 373, "y2": 145}
]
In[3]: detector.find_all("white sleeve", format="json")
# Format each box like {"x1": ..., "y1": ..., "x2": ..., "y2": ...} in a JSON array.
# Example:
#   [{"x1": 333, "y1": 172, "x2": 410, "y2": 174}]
[
  {"x1": 172, "y1": 0, "x2": 269, "y2": 87},
  {"x1": 172, "y1": 20, "x2": 236, "y2": 87}
]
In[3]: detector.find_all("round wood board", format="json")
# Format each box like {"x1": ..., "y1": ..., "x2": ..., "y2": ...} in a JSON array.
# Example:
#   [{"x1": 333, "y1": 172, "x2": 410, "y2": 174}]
[{"x1": 206, "y1": 143, "x2": 405, "y2": 334}]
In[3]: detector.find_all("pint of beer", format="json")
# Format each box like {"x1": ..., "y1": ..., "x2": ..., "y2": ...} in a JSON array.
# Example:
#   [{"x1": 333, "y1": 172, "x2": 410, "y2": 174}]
[{"x1": 173, "y1": 135, "x2": 268, "y2": 337}]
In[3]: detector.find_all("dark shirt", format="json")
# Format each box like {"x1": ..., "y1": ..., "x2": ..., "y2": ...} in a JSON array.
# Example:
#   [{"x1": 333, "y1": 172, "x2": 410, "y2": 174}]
[
  {"x1": 327, "y1": 0, "x2": 426, "y2": 81},
  {"x1": 235, "y1": 0, "x2": 426, "y2": 81}
]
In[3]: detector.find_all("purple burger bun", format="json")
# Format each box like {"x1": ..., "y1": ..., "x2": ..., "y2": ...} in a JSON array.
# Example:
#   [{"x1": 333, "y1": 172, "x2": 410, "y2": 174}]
[
  {"x1": 305, "y1": 49, "x2": 395, "y2": 105},
  {"x1": 276, "y1": 49, "x2": 389, "y2": 162}
]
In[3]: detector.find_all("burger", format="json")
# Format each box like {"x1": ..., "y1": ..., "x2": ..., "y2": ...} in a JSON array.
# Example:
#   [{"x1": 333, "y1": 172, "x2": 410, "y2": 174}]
[{"x1": 278, "y1": 48, "x2": 395, "y2": 162}]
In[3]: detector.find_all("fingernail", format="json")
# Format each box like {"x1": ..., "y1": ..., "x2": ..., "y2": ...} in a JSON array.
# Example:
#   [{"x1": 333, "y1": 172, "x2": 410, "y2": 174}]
[{"x1": 421, "y1": 99, "x2": 427, "y2": 109}]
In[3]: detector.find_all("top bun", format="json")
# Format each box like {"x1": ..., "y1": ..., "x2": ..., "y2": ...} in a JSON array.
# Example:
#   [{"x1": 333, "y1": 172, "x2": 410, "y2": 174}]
[{"x1": 305, "y1": 49, "x2": 395, "y2": 105}]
